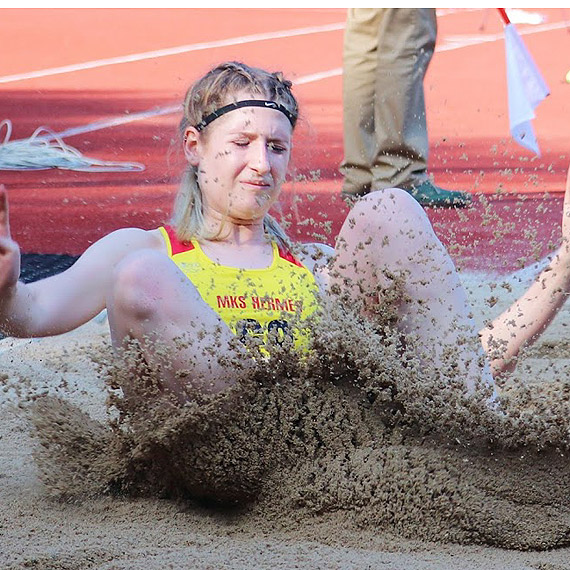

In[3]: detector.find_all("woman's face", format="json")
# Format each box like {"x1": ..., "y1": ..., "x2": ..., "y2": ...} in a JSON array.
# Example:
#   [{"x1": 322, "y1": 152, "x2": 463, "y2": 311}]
[{"x1": 185, "y1": 94, "x2": 293, "y2": 227}]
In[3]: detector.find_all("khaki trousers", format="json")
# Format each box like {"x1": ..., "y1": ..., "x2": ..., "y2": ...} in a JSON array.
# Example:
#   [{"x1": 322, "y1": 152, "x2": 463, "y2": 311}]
[{"x1": 341, "y1": 8, "x2": 437, "y2": 195}]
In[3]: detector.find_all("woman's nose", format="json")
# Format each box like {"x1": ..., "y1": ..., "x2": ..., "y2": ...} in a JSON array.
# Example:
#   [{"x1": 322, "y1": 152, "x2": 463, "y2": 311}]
[{"x1": 250, "y1": 142, "x2": 270, "y2": 174}]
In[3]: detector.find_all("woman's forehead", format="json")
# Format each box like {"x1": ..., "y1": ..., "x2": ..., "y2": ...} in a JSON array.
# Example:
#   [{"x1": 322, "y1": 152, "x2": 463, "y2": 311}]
[{"x1": 213, "y1": 106, "x2": 293, "y2": 137}]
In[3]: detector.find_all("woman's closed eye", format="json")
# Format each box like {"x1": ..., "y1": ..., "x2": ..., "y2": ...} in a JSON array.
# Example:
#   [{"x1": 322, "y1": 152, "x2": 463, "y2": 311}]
[
  {"x1": 232, "y1": 139, "x2": 287, "y2": 154},
  {"x1": 268, "y1": 142, "x2": 288, "y2": 154}
]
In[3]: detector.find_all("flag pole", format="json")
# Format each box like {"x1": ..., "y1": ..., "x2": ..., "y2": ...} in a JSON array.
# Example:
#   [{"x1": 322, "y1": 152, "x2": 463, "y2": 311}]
[{"x1": 497, "y1": 8, "x2": 511, "y2": 25}]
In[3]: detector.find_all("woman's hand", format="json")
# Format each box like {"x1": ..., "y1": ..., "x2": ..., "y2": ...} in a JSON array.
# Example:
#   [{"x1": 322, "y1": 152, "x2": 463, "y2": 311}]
[{"x1": 0, "y1": 185, "x2": 21, "y2": 295}]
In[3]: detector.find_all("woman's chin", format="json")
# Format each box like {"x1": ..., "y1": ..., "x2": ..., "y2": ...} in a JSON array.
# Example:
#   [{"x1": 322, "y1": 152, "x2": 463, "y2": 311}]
[
  {"x1": 225, "y1": 209, "x2": 268, "y2": 225},
  {"x1": 233, "y1": 203, "x2": 274, "y2": 221}
]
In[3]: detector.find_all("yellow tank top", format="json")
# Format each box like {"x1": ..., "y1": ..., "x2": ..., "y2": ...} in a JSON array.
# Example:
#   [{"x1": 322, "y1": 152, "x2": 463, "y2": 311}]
[{"x1": 159, "y1": 226, "x2": 320, "y2": 350}]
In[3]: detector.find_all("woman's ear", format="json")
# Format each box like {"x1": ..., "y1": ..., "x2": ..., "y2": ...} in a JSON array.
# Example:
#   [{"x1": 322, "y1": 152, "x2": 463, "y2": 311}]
[{"x1": 183, "y1": 127, "x2": 201, "y2": 166}]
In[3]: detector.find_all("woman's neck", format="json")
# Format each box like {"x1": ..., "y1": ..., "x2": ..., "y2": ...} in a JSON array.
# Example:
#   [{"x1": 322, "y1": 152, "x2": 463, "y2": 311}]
[
  {"x1": 203, "y1": 215, "x2": 268, "y2": 246},
  {"x1": 199, "y1": 216, "x2": 275, "y2": 269}
]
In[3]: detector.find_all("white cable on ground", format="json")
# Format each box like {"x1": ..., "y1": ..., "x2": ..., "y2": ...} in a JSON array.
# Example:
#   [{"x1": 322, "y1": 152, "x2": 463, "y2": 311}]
[{"x1": 0, "y1": 119, "x2": 145, "y2": 172}]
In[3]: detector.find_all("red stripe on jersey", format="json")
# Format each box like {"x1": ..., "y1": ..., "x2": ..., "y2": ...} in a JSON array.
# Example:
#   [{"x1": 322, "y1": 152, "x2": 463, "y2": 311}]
[
  {"x1": 277, "y1": 243, "x2": 304, "y2": 268},
  {"x1": 164, "y1": 225, "x2": 195, "y2": 255}
]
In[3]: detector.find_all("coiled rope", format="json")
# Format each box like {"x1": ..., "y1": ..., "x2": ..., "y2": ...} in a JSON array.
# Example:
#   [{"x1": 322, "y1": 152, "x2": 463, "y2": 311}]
[{"x1": 0, "y1": 119, "x2": 145, "y2": 172}]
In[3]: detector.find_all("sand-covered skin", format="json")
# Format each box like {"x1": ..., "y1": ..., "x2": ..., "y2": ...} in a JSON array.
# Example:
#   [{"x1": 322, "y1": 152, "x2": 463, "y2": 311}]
[{"x1": 2, "y1": 268, "x2": 570, "y2": 569}]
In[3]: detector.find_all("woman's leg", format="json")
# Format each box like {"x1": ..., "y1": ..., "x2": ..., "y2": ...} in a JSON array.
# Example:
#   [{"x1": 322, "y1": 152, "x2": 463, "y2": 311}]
[
  {"x1": 331, "y1": 189, "x2": 495, "y2": 393},
  {"x1": 106, "y1": 249, "x2": 250, "y2": 402}
]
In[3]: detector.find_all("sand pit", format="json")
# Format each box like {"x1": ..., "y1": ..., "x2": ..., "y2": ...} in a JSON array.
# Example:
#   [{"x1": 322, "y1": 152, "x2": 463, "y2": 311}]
[{"x1": 2, "y1": 268, "x2": 570, "y2": 570}]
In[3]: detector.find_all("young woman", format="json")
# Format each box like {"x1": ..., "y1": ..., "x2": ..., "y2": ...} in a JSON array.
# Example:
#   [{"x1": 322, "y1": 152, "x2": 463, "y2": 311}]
[{"x1": 1, "y1": 61, "x2": 569, "y2": 405}]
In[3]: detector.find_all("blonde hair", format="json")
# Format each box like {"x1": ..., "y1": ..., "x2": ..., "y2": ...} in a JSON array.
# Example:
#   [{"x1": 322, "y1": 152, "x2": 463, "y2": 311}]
[{"x1": 172, "y1": 61, "x2": 298, "y2": 248}]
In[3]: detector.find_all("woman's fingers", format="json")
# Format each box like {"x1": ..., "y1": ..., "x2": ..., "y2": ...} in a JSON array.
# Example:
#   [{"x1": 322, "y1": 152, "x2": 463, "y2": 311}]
[
  {"x1": 0, "y1": 185, "x2": 10, "y2": 239},
  {"x1": 0, "y1": 185, "x2": 20, "y2": 292}
]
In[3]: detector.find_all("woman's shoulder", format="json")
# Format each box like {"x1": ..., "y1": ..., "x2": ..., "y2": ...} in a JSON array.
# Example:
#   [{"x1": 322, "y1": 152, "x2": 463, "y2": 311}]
[
  {"x1": 288, "y1": 242, "x2": 333, "y2": 294},
  {"x1": 292, "y1": 242, "x2": 334, "y2": 289},
  {"x1": 294, "y1": 242, "x2": 335, "y2": 268},
  {"x1": 89, "y1": 227, "x2": 167, "y2": 255}
]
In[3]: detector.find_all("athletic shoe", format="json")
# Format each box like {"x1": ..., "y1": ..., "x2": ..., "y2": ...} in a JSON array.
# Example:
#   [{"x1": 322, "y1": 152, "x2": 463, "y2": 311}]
[{"x1": 407, "y1": 180, "x2": 472, "y2": 208}]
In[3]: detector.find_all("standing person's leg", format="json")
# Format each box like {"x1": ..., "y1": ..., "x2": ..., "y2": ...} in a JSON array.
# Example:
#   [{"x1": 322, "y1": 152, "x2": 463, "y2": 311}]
[
  {"x1": 341, "y1": 8, "x2": 384, "y2": 197},
  {"x1": 341, "y1": 8, "x2": 471, "y2": 207},
  {"x1": 106, "y1": 249, "x2": 251, "y2": 402},
  {"x1": 371, "y1": 8, "x2": 436, "y2": 190}
]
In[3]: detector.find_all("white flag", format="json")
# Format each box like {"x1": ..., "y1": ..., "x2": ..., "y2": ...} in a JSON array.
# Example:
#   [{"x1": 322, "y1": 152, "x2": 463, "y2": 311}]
[{"x1": 504, "y1": 23, "x2": 549, "y2": 155}]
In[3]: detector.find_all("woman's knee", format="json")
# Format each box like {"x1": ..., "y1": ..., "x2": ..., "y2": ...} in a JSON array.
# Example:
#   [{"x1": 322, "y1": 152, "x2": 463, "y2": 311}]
[
  {"x1": 344, "y1": 187, "x2": 432, "y2": 247},
  {"x1": 351, "y1": 187, "x2": 419, "y2": 218}
]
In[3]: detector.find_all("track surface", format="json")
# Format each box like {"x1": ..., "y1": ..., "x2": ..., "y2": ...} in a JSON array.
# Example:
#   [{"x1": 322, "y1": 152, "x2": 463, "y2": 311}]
[{"x1": 1, "y1": 8, "x2": 569, "y2": 272}]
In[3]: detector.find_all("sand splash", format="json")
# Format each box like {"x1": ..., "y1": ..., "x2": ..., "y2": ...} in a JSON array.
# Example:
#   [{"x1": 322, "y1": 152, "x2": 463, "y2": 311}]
[{"x1": 25, "y1": 294, "x2": 570, "y2": 552}]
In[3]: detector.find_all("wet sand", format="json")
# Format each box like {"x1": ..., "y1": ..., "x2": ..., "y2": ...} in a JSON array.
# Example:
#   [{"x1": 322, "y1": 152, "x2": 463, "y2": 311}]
[{"x1": 2, "y1": 267, "x2": 570, "y2": 570}]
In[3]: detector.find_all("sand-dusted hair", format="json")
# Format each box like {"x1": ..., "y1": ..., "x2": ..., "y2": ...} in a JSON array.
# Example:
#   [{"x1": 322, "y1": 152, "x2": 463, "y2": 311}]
[{"x1": 172, "y1": 61, "x2": 298, "y2": 247}]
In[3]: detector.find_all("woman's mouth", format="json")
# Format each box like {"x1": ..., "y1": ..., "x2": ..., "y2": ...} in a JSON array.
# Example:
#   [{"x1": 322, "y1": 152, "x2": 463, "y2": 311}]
[{"x1": 242, "y1": 180, "x2": 271, "y2": 189}]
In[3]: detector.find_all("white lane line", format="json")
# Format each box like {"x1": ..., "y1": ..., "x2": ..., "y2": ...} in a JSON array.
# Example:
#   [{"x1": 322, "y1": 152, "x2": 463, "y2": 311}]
[
  {"x1": 0, "y1": 22, "x2": 345, "y2": 85},
  {"x1": 244, "y1": 21, "x2": 568, "y2": 91},
  {"x1": 25, "y1": 18, "x2": 568, "y2": 143},
  {"x1": 1, "y1": 11, "x2": 560, "y2": 87},
  {"x1": 35, "y1": 105, "x2": 182, "y2": 141},
  {"x1": 0, "y1": 9, "x2": 482, "y2": 87},
  {"x1": 41, "y1": 66, "x2": 347, "y2": 139},
  {"x1": 34, "y1": 68, "x2": 346, "y2": 142},
  {"x1": 438, "y1": 20, "x2": 569, "y2": 52},
  {"x1": 294, "y1": 68, "x2": 343, "y2": 86}
]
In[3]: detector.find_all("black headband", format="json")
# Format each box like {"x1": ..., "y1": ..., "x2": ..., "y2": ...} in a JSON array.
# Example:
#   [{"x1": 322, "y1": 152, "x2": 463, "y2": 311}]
[{"x1": 194, "y1": 100, "x2": 296, "y2": 132}]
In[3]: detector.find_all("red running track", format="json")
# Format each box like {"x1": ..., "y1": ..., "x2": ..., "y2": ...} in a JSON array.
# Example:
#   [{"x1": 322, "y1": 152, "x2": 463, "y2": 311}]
[{"x1": 0, "y1": 8, "x2": 569, "y2": 273}]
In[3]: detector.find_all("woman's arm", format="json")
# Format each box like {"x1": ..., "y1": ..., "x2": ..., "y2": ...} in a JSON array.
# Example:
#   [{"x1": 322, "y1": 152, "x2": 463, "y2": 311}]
[
  {"x1": 0, "y1": 185, "x2": 161, "y2": 338},
  {"x1": 481, "y1": 166, "x2": 570, "y2": 376}
]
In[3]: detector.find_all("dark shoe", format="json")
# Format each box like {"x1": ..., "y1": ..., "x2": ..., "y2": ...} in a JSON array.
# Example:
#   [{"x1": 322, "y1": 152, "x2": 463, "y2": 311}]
[{"x1": 407, "y1": 180, "x2": 472, "y2": 208}]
